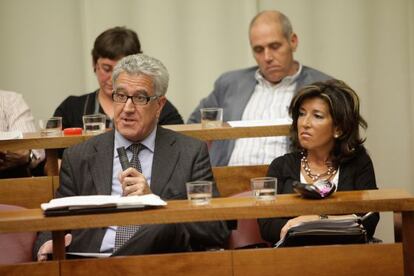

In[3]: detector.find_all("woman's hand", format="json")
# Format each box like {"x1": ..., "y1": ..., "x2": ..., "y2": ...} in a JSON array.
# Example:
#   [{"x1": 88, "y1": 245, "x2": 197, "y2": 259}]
[{"x1": 280, "y1": 215, "x2": 320, "y2": 240}]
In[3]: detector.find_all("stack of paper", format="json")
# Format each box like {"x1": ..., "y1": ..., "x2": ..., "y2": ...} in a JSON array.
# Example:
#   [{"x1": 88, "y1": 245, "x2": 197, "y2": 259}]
[
  {"x1": 227, "y1": 119, "x2": 292, "y2": 127},
  {"x1": 41, "y1": 194, "x2": 167, "y2": 216},
  {"x1": 0, "y1": 131, "x2": 23, "y2": 140}
]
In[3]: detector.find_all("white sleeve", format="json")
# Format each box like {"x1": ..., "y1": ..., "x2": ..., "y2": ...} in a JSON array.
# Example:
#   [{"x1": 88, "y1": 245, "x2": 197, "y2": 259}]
[{"x1": 0, "y1": 91, "x2": 45, "y2": 162}]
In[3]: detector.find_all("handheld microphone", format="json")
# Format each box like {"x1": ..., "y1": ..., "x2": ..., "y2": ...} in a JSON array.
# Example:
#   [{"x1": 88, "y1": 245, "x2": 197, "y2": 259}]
[{"x1": 116, "y1": 146, "x2": 130, "y2": 171}]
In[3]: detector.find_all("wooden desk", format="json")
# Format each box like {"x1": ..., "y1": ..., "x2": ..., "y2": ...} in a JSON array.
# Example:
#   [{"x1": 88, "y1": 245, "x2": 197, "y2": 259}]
[
  {"x1": 0, "y1": 123, "x2": 290, "y2": 175},
  {"x1": 58, "y1": 243, "x2": 403, "y2": 276},
  {"x1": 0, "y1": 189, "x2": 413, "y2": 274},
  {"x1": 0, "y1": 123, "x2": 290, "y2": 151}
]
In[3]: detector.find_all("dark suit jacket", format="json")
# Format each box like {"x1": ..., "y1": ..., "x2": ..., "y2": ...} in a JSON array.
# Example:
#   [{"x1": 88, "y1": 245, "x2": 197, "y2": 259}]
[
  {"x1": 34, "y1": 127, "x2": 229, "y2": 255},
  {"x1": 258, "y1": 147, "x2": 380, "y2": 244},
  {"x1": 54, "y1": 90, "x2": 184, "y2": 129}
]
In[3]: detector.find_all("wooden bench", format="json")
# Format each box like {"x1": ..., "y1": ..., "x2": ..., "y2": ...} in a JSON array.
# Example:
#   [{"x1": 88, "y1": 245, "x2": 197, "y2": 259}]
[
  {"x1": 213, "y1": 165, "x2": 268, "y2": 197},
  {"x1": 0, "y1": 189, "x2": 412, "y2": 275},
  {"x1": 0, "y1": 261, "x2": 59, "y2": 276},
  {"x1": 0, "y1": 167, "x2": 405, "y2": 248},
  {"x1": 0, "y1": 164, "x2": 268, "y2": 209},
  {"x1": 0, "y1": 176, "x2": 58, "y2": 209},
  {"x1": 0, "y1": 123, "x2": 289, "y2": 176},
  {"x1": 0, "y1": 243, "x2": 404, "y2": 276}
]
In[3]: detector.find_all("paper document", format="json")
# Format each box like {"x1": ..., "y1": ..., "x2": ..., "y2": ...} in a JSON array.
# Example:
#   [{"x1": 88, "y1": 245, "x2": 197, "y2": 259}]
[
  {"x1": 41, "y1": 194, "x2": 167, "y2": 212},
  {"x1": 227, "y1": 119, "x2": 292, "y2": 127},
  {"x1": 66, "y1": 252, "x2": 111, "y2": 258},
  {"x1": 0, "y1": 131, "x2": 23, "y2": 140}
]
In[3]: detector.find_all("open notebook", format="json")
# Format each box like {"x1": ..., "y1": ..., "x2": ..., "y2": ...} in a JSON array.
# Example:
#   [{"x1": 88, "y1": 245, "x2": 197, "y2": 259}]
[{"x1": 41, "y1": 194, "x2": 167, "y2": 216}]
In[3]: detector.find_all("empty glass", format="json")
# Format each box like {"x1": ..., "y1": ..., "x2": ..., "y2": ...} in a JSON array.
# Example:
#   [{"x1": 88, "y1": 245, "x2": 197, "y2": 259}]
[{"x1": 39, "y1": 117, "x2": 62, "y2": 137}]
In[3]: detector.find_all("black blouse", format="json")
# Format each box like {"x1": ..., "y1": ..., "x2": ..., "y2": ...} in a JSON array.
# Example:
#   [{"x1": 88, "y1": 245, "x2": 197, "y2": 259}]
[{"x1": 258, "y1": 147, "x2": 380, "y2": 244}]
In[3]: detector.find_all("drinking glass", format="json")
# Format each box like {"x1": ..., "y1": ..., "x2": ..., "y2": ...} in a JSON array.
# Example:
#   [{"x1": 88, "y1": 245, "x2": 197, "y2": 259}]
[
  {"x1": 82, "y1": 114, "x2": 106, "y2": 134},
  {"x1": 200, "y1": 108, "x2": 223, "y2": 128},
  {"x1": 251, "y1": 177, "x2": 277, "y2": 201},
  {"x1": 39, "y1": 117, "x2": 62, "y2": 137},
  {"x1": 186, "y1": 181, "x2": 213, "y2": 206}
]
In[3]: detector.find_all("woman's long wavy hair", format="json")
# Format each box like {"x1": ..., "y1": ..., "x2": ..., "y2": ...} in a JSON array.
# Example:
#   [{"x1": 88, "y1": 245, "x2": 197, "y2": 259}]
[{"x1": 289, "y1": 79, "x2": 367, "y2": 165}]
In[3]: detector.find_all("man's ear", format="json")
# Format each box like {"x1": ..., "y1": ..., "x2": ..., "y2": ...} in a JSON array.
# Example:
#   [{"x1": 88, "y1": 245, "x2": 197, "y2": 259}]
[
  {"x1": 290, "y1": 33, "x2": 298, "y2": 52},
  {"x1": 156, "y1": 96, "x2": 167, "y2": 118}
]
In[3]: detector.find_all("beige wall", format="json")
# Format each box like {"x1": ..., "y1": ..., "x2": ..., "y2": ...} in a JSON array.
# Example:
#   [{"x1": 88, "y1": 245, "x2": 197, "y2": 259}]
[{"x1": 0, "y1": 0, "x2": 413, "y2": 242}]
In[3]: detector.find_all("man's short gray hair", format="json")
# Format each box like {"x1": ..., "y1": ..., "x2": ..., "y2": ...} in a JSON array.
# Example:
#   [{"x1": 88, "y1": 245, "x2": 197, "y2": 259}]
[
  {"x1": 112, "y1": 54, "x2": 169, "y2": 96},
  {"x1": 249, "y1": 10, "x2": 293, "y2": 39}
]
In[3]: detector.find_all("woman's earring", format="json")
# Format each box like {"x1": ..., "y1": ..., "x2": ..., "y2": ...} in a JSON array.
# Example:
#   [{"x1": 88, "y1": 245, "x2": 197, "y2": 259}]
[{"x1": 334, "y1": 134, "x2": 339, "y2": 138}]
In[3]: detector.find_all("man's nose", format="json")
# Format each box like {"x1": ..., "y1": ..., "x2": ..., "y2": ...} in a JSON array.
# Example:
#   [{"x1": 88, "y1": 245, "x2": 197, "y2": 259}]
[
  {"x1": 122, "y1": 98, "x2": 135, "y2": 112},
  {"x1": 264, "y1": 48, "x2": 273, "y2": 62}
]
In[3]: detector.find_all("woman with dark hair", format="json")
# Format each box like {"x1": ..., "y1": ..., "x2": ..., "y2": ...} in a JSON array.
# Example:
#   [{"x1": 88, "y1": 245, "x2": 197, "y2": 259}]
[
  {"x1": 258, "y1": 79, "x2": 379, "y2": 244},
  {"x1": 54, "y1": 26, "x2": 183, "y2": 130}
]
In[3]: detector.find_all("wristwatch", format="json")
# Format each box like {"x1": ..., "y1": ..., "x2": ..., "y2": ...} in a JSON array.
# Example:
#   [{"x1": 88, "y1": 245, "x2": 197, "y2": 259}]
[
  {"x1": 27, "y1": 150, "x2": 38, "y2": 168},
  {"x1": 319, "y1": 214, "x2": 329, "y2": 220}
]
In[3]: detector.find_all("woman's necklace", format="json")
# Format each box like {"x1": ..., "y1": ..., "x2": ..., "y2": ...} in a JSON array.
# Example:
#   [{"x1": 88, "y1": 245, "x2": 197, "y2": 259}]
[{"x1": 301, "y1": 152, "x2": 337, "y2": 181}]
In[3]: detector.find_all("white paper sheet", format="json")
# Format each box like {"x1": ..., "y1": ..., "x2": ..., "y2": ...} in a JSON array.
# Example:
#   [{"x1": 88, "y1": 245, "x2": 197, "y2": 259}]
[
  {"x1": 227, "y1": 119, "x2": 292, "y2": 127},
  {"x1": 41, "y1": 194, "x2": 167, "y2": 211},
  {"x1": 66, "y1": 252, "x2": 112, "y2": 258},
  {"x1": 0, "y1": 131, "x2": 23, "y2": 140}
]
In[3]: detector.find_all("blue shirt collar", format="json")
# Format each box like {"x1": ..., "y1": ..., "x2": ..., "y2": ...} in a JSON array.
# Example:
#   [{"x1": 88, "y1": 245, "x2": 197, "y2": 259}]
[{"x1": 113, "y1": 126, "x2": 157, "y2": 157}]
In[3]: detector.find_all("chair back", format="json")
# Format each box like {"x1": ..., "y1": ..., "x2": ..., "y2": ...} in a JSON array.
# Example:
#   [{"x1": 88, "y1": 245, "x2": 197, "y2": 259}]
[
  {"x1": 213, "y1": 165, "x2": 268, "y2": 197},
  {"x1": 226, "y1": 191, "x2": 270, "y2": 249},
  {"x1": 0, "y1": 204, "x2": 36, "y2": 264}
]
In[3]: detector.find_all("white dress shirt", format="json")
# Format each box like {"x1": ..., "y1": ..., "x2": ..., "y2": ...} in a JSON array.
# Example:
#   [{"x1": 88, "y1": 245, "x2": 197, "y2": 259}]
[{"x1": 228, "y1": 64, "x2": 302, "y2": 166}]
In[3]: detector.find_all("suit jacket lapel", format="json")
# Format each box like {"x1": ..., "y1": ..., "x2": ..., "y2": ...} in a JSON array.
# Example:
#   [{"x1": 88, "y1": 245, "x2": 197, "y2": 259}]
[
  {"x1": 88, "y1": 131, "x2": 115, "y2": 195},
  {"x1": 231, "y1": 70, "x2": 257, "y2": 120},
  {"x1": 151, "y1": 127, "x2": 179, "y2": 196}
]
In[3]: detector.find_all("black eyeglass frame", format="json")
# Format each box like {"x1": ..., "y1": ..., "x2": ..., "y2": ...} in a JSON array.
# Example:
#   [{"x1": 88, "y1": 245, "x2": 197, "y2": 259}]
[{"x1": 112, "y1": 91, "x2": 159, "y2": 105}]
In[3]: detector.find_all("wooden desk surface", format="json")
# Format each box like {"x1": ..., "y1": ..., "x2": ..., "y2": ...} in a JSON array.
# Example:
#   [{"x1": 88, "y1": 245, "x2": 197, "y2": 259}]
[
  {"x1": 0, "y1": 123, "x2": 290, "y2": 151},
  {"x1": 0, "y1": 188, "x2": 413, "y2": 233}
]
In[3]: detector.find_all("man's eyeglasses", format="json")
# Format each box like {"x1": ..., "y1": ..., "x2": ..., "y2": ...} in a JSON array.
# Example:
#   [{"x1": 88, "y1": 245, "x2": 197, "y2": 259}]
[{"x1": 112, "y1": 92, "x2": 158, "y2": 105}]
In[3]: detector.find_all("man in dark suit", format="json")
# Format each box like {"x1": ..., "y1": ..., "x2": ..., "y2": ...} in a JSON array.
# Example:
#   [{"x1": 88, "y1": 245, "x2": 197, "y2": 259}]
[{"x1": 35, "y1": 54, "x2": 229, "y2": 260}]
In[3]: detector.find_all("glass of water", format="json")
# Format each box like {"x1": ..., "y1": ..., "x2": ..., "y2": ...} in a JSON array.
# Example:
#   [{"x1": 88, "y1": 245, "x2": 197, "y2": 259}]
[
  {"x1": 200, "y1": 107, "x2": 223, "y2": 128},
  {"x1": 251, "y1": 177, "x2": 277, "y2": 201},
  {"x1": 186, "y1": 181, "x2": 213, "y2": 206},
  {"x1": 39, "y1": 117, "x2": 62, "y2": 137},
  {"x1": 82, "y1": 114, "x2": 106, "y2": 134}
]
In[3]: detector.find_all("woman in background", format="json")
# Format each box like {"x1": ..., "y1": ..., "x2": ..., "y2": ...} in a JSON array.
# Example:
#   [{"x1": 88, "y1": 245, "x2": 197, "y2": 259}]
[
  {"x1": 54, "y1": 26, "x2": 183, "y2": 129},
  {"x1": 258, "y1": 79, "x2": 379, "y2": 244}
]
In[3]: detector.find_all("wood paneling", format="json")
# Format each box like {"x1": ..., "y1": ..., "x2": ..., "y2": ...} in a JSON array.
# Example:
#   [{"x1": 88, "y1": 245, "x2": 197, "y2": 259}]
[
  {"x1": 213, "y1": 165, "x2": 268, "y2": 197},
  {"x1": 402, "y1": 211, "x2": 414, "y2": 275},
  {"x1": 233, "y1": 244, "x2": 403, "y2": 276},
  {"x1": 0, "y1": 189, "x2": 412, "y2": 234},
  {"x1": 0, "y1": 124, "x2": 290, "y2": 151},
  {"x1": 61, "y1": 251, "x2": 232, "y2": 276},
  {"x1": 0, "y1": 261, "x2": 59, "y2": 276},
  {"x1": 0, "y1": 177, "x2": 54, "y2": 208}
]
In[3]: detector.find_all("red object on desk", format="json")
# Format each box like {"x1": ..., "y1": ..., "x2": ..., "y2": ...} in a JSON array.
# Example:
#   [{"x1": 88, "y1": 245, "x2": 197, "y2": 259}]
[{"x1": 63, "y1": 128, "x2": 82, "y2": 135}]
